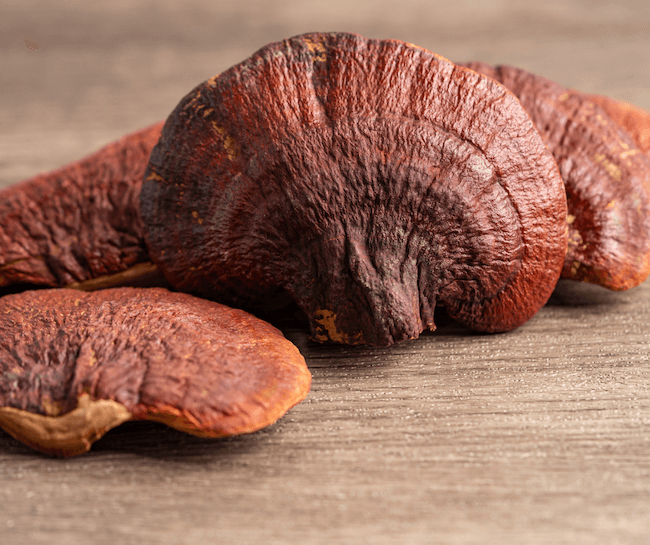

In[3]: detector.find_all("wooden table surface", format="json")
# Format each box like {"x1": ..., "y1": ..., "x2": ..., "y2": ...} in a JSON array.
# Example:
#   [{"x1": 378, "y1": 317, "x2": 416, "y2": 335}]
[{"x1": 2, "y1": 1, "x2": 650, "y2": 543}]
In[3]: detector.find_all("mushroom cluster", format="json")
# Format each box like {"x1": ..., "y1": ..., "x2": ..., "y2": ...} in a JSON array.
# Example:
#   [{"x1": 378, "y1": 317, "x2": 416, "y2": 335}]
[{"x1": 1, "y1": 32, "x2": 649, "y2": 456}]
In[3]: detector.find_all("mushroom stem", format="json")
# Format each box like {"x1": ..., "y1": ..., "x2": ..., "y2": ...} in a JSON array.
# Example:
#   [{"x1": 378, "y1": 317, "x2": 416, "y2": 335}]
[
  {"x1": 64, "y1": 262, "x2": 167, "y2": 291},
  {"x1": 305, "y1": 235, "x2": 425, "y2": 346}
]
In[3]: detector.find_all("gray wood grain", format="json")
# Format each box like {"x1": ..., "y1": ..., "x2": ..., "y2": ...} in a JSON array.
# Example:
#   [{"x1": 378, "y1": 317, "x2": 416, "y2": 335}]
[{"x1": 2, "y1": 2, "x2": 650, "y2": 544}]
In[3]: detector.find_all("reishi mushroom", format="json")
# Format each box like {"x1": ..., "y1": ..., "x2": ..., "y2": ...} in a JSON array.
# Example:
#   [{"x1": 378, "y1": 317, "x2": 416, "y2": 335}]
[
  {"x1": 0, "y1": 287, "x2": 311, "y2": 456},
  {"x1": 141, "y1": 32, "x2": 568, "y2": 346},
  {"x1": 4, "y1": 32, "x2": 650, "y2": 457},
  {"x1": 458, "y1": 62, "x2": 650, "y2": 290},
  {"x1": 0, "y1": 122, "x2": 164, "y2": 293}
]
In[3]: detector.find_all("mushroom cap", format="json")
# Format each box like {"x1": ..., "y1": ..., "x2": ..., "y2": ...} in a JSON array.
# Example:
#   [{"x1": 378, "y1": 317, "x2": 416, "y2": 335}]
[
  {"x1": 586, "y1": 94, "x2": 650, "y2": 156},
  {"x1": 142, "y1": 32, "x2": 567, "y2": 346},
  {"x1": 0, "y1": 287, "x2": 311, "y2": 456},
  {"x1": 459, "y1": 62, "x2": 650, "y2": 291},
  {"x1": 0, "y1": 122, "x2": 164, "y2": 290}
]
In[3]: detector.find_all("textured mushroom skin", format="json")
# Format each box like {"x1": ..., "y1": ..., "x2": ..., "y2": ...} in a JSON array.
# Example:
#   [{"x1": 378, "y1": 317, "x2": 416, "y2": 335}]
[
  {"x1": 586, "y1": 94, "x2": 650, "y2": 156},
  {"x1": 0, "y1": 288, "x2": 311, "y2": 456},
  {"x1": 142, "y1": 33, "x2": 567, "y2": 346},
  {"x1": 0, "y1": 122, "x2": 163, "y2": 289},
  {"x1": 459, "y1": 62, "x2": 650, "y2": 290}
]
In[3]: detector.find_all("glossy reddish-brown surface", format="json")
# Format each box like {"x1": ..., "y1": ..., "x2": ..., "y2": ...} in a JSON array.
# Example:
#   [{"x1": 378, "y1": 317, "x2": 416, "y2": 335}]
[
  {"x1": 0, "y1": 287, "x2": 311, "y2": 455},
  {"x1": 142, "y1": 32, "x2": 567, "y2": 346},
  {"x1": 460, "y1": 62, "x2": 650, "y2": 290},
  {"x1": 0, "y1": 122, "x2": 163, "y2": 289}
]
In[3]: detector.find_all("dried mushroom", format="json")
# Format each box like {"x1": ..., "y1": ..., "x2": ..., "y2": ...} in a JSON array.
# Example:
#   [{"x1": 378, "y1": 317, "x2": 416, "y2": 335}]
[
  {"x1": 0, "y1": 287, "x2": 311, "y2": 456},
  {"x1": 586, "y1": 94, "x2": 650, "y2": 156},
  {"x1": 0, "y1": 122, "x2": 164, "y2": 292},
  {"x1": 459, "y1": 62, "x2": 650, "y2": 290},
  {"x1": 141, "y1": 32, "x2": 567, "y2": 346}
]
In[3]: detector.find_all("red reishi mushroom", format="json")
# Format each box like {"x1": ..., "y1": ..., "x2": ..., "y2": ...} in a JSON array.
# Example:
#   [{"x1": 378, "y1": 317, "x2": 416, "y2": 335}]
[
  {"x1": 0, "y1": 287, "x2": 311, "y2": 457},
  {"x1": 458, "y1": 62, "x2": 650, "y2": 290},
  {"x1": 0, "y1": 122, "x2": 164, "y2": 292},
  {"x1": 141, "y1": 32, "x2": 568, "y2": 346}
]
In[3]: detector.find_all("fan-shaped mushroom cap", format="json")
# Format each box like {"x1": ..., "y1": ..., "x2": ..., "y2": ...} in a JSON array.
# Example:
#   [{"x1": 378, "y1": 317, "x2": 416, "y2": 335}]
[
  {"x1": 0, "y1": 288, "x2": 311, "y2": 457},
  {"x1": 0, "y1": 122, "x2": 164, "y2": 291},
  {"x1": 459, "y1": 62, "x2": 650, "y2": 290},
  {"x1": 142, "y1": 32, "x2": 567, "y2": 346}
]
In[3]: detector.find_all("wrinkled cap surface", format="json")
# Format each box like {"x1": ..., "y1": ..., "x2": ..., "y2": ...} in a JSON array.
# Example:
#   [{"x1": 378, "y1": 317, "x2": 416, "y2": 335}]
[
  {"x1": 586, "y1": 94, "x2": 650, "y2": 156},
  {"x1": 459, "y1": 62, "x2": 650, "y2": 290},
  {"x1": 142, "y1": 32, "x2": 567, "y2": 346},
  {"x1": 0, "y1": 122, "x2": 163, "y2": 291},
  {"x1": 0, "y1": 287, "x2": 311, "y2": 456}
]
